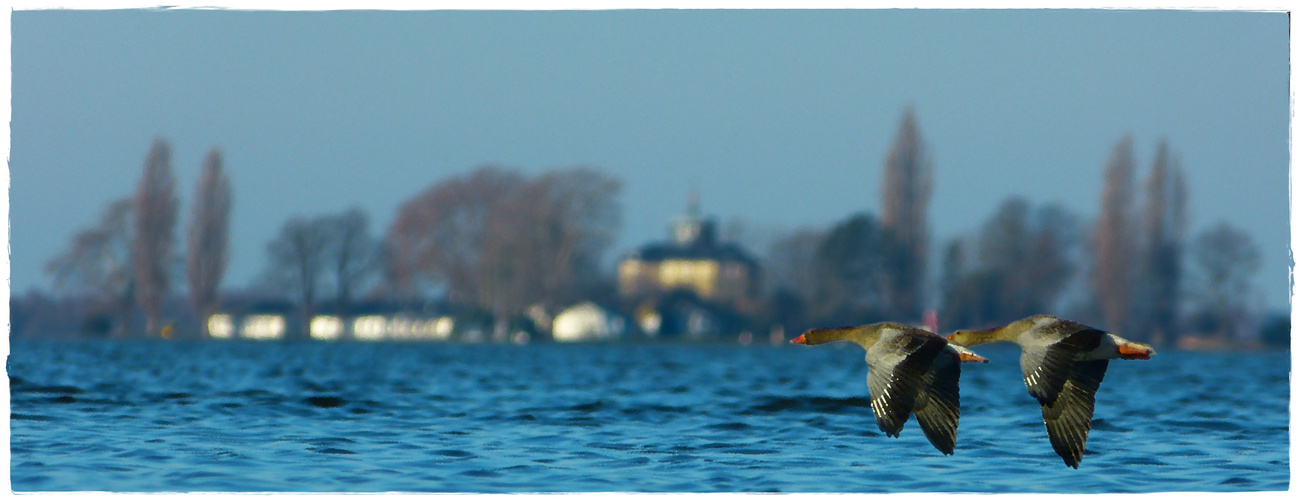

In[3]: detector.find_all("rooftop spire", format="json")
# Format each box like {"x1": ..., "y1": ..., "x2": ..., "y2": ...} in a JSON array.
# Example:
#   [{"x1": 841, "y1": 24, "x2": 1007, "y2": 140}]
[{"x1": 673, "y1": 191, "x2": 713, "y2": 246}]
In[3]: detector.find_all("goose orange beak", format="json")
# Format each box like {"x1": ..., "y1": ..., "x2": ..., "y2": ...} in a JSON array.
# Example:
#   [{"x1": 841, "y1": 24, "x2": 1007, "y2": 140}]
[
  {"x1": 790, "y1": 333, "x2": 808, "y2": 345},
  {"x1": 959, "y1": 352, "x2": 989, "y2": 363},
  {"x1": 1117, "y1": 343, "x2": 1154, "y2": 360}
]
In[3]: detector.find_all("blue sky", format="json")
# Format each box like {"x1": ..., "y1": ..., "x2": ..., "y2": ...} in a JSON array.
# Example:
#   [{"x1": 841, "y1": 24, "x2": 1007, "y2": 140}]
[{"x1": 7, "y1": 8, "x2": 1291, "y2": 311}]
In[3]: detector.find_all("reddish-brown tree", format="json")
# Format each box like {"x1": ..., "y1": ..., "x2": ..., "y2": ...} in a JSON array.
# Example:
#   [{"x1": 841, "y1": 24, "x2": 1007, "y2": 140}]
[
  {"x1": 1090, "y1": 135, "x2": 1136, "y2": 335},
  {"x1": 384, "y1": 166, "x2": 525, "y2": 301},
  {"x1": 186, "y1": 148, "x2": 231, "y2": 338},
  {"x1": 132, "y1": 138, "x2": 179, "y2": 337},
  {"x1": 880, "y1": 107, "x2": 933, "y2": 321},
  {"x1": 480, "y1": 167, "x2": 622, "y2": 316},
  {"x1": 384, "y1": 165, "x2": 621, "y2": 320}
]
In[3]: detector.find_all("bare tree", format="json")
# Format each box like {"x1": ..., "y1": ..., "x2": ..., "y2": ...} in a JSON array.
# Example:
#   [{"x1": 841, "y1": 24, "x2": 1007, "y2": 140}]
[
  {"x1": 811, "y1": 213, "x2": 888, "y2": 324},
  {"x1": 186, "y1": 148, "x2": 231, "y2": 337},
  {"x1": 1135, "y1": 140, "x2": 1188, "y2": 345},
  {"x1": 764, "y1": 227, "x2": 826, "y2": 333},
  {"x1": 937, "y1": 238, "x2": 1001, "y2": 331},
  {"x1": 133, "y1": 138, "x2": 179, "y2": 337},
  {"x1": 526, "y1": 168, "x2": 621, "y2": 308},
  {"x1": 766, "y1": 227, "x2": 826, "y2": 300},
  {"x1": 321, "y1": 207, "x2": 381, "y2": 310},
  {"x1": 476, "y1": 187, "x2": 542, "y2": 319},
  {"x1": 384, "y1": 165, "x2": 621, "y2": 320},
  {"x1": 880, "y1": 106, "x2": 933, "y2": 320},
  {"x1": 1189, "y1": 222, "x2": 1260, "y2": 339},
  {"x1": 385, "y1": 166, "x2": 526, "y2": 301},
  {"x1": 477, "y1": 167, "x2": 622, "y2": 318},
  {"x1": 46, "y1": 198, "x2": 135, "y2": 336},
  {"x1": 941, "y1": 198, "x2": 1079, "y2": 329},
  {"x1": 1090, "y1": 135, "x2": 1136, "y2": 335},
  {"x1": 937, "y1": 238, "x2": 981, "y2": 329},
  {"x1": 977, "y1": 198, "x2": 1079, "y2": 320},
  {"x1": 975, "y1": 198, "x2": 1033, "y2": 309},
  {"x1": 262, "y1": 216, "x2": 330, "y2": 332},
  {"x1": 1026, "y1": 203, "x2": 1081, "y2": 310},
  {"x1": 1170, "y1": 165, "x2": 1188, "y2": 252}
]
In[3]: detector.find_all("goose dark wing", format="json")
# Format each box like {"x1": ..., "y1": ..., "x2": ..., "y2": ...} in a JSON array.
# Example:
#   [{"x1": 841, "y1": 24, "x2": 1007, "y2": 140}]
[
  {"x1": 865, "y1": 332, "x2": 946, "y2": 437},
  {"x1": 1040, "y1": 359, "x2": 1109, "y2": 468},
  {"x1": 912, "y1": 349, "x2": 961, "y2": 455},
  {"x1": 1020, "y1": 326, "x2": 1104, "y2": 405}
]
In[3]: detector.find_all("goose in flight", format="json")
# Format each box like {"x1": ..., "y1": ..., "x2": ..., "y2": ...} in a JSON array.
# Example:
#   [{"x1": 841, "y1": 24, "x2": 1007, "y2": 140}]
[
  {"x1": 947, "y1": 314, "x2": 1155, "y2": 468},
  {"x1": 791, "y1": 322, "x2": 989, "y2": 455}
]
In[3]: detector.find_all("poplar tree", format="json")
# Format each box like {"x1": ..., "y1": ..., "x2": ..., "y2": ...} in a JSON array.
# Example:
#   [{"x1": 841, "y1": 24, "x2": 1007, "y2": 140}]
[
  {"x1": 186, "y1": 148, "x2": 231, "y2": 338},
  {"x1": 880, "y1": 107, "x2": 933, "y2": 321},
  {"x1": 1090, "y1": 135, "x2": 1136, "y2": 335},
  {"x1": 132, "y1": 138, "x2": 179, "y2": 337},
  {"x1": 1135, "y1": 140, "x2": 1187, "y2": 344}
]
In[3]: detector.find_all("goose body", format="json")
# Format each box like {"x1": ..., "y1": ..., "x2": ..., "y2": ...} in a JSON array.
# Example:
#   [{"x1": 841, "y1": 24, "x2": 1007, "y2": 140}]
[
  {"x1": 791, "y1": 322, "x2": 988, "y2": 455},
  {"x1": 946, "y1": 314, "x2": 1155, "y2": 468}
]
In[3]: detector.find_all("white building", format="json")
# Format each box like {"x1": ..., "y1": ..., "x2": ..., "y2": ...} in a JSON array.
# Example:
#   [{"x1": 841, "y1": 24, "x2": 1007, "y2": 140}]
[{"x1": 552, "y1": 302, "x2": 626, "y2": 342}]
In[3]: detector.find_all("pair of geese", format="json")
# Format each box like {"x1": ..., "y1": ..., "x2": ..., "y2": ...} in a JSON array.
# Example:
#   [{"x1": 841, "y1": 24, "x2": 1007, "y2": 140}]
[{"x1": 791, "y1": 314, "x2": 1155, "y2": 468}]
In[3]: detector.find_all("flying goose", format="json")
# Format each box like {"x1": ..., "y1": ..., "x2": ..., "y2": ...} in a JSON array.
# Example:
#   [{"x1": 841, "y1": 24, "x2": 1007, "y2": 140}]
[
  {"x1": 946, "y1": 314, "x2": 1155, "y2": 468},
  {"x1": 791, "y1": 322, "x2": 989, "y2": 455}
]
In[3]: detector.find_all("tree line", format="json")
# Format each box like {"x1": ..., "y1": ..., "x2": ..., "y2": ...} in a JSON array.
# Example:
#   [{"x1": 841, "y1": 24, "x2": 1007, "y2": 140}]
[
  {"x1": 34, "y1": 111, "x2": 1271, "y2": 345},
  {"x1": 45, "y1": 138, "x2": 230, "y2": 338},
  {"x1": 38, "y1": 139, "x2": 622, "y2": 339},
  {"x1": 762, "y1": 110, "x2": 1266, "y2": 346},
  {"x1": 259, "y1": 165, "x2": 621, "y2": 336}
]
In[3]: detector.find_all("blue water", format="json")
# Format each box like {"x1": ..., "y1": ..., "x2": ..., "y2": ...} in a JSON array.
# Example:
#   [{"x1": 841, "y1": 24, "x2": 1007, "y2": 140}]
[{"x1": 7, "y1": 340, "x2": 1290, "y2": 492}]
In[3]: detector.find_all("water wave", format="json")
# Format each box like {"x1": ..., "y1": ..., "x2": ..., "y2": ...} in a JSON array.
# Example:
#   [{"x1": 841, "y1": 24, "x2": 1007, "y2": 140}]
[{"x1": 8, "y1": 341, "x2": 1289, "y2": 492}]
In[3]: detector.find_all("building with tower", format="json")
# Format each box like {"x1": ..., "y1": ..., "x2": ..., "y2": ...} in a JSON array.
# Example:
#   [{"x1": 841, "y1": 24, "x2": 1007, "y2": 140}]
[{"x1": 616, "y1": 195, "x2": 761, "y2": 336}]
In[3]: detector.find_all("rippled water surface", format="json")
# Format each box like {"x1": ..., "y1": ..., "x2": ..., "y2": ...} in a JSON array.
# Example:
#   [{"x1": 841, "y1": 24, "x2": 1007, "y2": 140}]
[{"x1": 8, "y1": 340, "x2": 1290, "y2": 492}]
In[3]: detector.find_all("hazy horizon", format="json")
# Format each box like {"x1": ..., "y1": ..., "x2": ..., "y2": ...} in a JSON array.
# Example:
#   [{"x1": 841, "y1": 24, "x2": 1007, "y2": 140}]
[{"x1": 8, "y1": 8, "x2": 1291, "y2": 312}]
